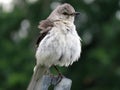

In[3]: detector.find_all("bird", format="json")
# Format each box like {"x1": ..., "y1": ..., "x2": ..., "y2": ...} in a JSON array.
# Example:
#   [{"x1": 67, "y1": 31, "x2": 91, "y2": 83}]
[{"x1": 27, "y1": 3, "x2": 82, "y2": 90}]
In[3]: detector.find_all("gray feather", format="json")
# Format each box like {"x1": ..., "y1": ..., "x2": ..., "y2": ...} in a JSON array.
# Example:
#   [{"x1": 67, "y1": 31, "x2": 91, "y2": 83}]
[{"x1": 27, "y1": 65, "x2": 47, "y2": 90}]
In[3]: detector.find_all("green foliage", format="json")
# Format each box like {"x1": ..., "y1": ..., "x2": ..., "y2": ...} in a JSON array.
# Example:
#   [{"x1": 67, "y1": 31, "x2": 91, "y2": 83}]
[{"x1": 0, "y1": 0, "x2": 120, "y2": 90}]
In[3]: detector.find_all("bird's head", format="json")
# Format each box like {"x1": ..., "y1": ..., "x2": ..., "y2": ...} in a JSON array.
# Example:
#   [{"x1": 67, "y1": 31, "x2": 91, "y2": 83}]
[{"x1": 48, "y1": 3, "x2": 80, "y2": 23}]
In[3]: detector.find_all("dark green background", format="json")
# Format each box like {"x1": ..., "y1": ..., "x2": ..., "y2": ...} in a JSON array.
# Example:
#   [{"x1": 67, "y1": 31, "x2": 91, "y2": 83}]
[{"x1": 0, "y1": 0, "x2": 120, "y2": 90}]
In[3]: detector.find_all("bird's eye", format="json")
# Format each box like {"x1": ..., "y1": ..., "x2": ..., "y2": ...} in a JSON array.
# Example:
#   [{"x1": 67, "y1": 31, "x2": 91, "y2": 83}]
[{"x1": 62, "y1": 12, "x2": 68, "y2": 15}]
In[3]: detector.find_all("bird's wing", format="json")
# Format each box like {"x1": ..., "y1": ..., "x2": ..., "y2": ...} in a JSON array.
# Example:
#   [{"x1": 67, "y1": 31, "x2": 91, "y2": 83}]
[
  {"x1": 36, "y1": 31, "x2": 49, "y2": 47},
  {"x1": 36, "y1": 19, "x2": 54, "y2": 47}
]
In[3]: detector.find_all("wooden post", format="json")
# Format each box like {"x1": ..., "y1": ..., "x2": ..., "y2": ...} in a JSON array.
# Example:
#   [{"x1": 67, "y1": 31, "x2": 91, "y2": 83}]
[
  {"x1": 33, "y1": 75, "x2": 72, "y2": 90},
  {"x1": 54, "y1": 77, "x2": 72, "y2": 90}
]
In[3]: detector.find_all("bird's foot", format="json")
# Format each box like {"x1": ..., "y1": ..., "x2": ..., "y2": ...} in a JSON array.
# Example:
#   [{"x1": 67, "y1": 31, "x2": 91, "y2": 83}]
[
  {"x1": 55, "y1": 73, "x2": 64, "y2": 85},
  {"x1": 50, "y1": 73, "x2": 64, "y2": 86}
]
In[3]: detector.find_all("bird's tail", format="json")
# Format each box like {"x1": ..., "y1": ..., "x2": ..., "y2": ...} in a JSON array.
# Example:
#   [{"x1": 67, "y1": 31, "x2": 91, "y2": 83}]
[{"x1": 27, "y1": 65, "x2": 47, "y2": 90}]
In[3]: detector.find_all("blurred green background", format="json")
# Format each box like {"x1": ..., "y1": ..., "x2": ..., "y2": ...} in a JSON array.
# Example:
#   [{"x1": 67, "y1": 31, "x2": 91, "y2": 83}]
[{"x1": 0, "y1": 0, "x2": 120, "y2": 90}]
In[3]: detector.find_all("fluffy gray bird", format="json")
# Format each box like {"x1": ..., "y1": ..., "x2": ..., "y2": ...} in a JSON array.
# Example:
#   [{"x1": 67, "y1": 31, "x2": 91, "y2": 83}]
[{"x1": 27, "y1": 3, "x2": 81, "y2": 90}]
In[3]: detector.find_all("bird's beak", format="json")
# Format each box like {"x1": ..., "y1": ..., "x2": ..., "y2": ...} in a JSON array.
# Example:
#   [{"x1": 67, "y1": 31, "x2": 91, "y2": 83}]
[
  {"x1": 69, "y1": 12, "x2": 81, "y2": 16},
  {"x1": 74, "y1": 12, "x2": 81, "y2": 16}
]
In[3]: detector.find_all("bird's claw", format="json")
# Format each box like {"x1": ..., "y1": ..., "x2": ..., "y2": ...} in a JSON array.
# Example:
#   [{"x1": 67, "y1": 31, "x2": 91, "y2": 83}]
[{"x1": 54, "y1": 73, "x2": 64, "y2": 86}]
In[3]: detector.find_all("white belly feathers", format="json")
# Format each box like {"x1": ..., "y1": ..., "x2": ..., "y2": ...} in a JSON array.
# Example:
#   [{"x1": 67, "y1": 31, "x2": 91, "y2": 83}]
[{"x1": 35, "y1": 22, "x2": 81, "y2": 67}]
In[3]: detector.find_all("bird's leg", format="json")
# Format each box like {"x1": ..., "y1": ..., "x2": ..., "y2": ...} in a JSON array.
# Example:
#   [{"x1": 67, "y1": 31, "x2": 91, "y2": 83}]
[
  {"x1": 53, "y1": 65, "x2": 64, "y2": 85},
  {"x1": 53, "y1": 65, "x2": 62, "y2": 75}
]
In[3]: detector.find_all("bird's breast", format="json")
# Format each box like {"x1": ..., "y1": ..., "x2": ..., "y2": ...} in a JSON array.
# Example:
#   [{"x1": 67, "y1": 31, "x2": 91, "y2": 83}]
[{"x1": 36, "y1": 26, "x2": 81, "y2": 67}]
